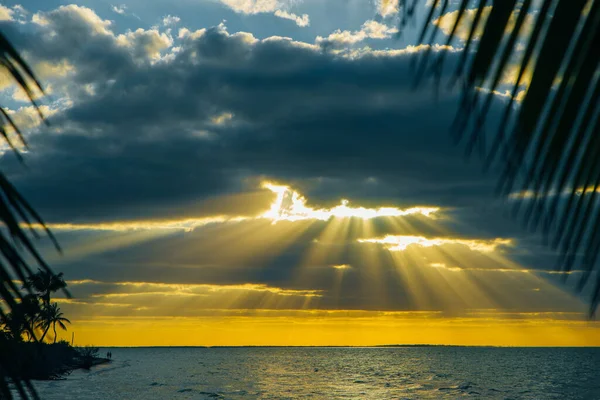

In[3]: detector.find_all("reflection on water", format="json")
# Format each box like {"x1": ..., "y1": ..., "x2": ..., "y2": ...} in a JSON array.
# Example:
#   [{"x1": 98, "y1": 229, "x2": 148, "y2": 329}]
[{"x1": 32, "y1": 347, "x2": 600, "y2": 399}]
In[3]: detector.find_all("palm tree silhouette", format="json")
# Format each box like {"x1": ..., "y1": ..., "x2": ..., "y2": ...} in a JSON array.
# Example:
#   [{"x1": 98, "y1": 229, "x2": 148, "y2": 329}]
[
  {"x1": 0, "y1": 294, "x2": 41, "y2": 342},
  {"x1": 37, "y1": 303, "x2": 71, "y2": 344},
  {"x1": 23, "y1": 269, "x2": 68, "y2": 307}
]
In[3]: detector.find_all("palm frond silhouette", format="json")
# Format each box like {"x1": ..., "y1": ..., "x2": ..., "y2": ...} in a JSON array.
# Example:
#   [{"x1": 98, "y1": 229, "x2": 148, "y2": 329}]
[
  {"x1": 0, "y1": 31, "x2": 59, "y2": 400},
  {"x1": 400, "y1": 0, "x2": 600, "y2": 315}
]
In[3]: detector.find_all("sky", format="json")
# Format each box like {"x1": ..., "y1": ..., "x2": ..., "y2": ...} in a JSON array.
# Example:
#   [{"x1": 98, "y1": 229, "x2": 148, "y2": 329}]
[{"x1": 0, "y1": 0, "x2": 599, "y2": 346}]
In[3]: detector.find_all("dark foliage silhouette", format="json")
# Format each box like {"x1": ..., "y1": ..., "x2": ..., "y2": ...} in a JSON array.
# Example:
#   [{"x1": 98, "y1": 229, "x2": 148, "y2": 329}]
[
  {"x1": 37, "y1": 303, "x2": 70, "y2": 344},
  {"x1": 0, "y1": 31, "x2": 61, "y2": 400},
  {"x1": 23, "y1": 270, "x2": 68, "y2": 308},
  {"x1": 400, "y1": 0, "x2": 600, "y2": 315}
]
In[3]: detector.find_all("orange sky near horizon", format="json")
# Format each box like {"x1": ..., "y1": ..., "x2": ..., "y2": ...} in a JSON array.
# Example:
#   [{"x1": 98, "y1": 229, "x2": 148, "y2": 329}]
[{"x1": 59, "y1": 313, "x2": 600, "y2": 347}]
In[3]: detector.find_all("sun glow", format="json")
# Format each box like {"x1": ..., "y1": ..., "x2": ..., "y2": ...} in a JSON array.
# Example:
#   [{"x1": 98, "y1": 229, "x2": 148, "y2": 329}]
[{"x1": 261, "y1": 182, "x2": 440, "y2": 222}]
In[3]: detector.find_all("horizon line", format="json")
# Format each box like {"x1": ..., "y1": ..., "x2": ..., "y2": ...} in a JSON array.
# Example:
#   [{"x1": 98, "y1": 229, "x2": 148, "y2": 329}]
[{"x1": 88, "y1": 344, "x2": 600, "y2": 348}]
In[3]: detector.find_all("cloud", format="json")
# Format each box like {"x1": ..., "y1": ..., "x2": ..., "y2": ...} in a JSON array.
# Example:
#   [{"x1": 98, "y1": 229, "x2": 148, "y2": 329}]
[
  {"x1": 162, "y1": 15, "x2": 181, "y2": 26},
  {"x1": 0, "y1": 11, "x2": 495, "y2": 226},
  {"x1": 500, "y1": 63, "x2": 533, "y2": 86},
  {"x1": 0, "y1": 6, "x2": 527, "y2": 291},
  {"x1": 219, "y1": 0, "x2": 280, "y2": 14},
  {"x1": 32, "y1": 5, "x2": 113, "y2": 37},
  {"x1": 5, "y1": 105, "x2": 56, "y2": 133},
  {"x1": 111, "y1": 4, "x2": 127, "y2": 15},
  {"x1": 0, "y1": 4, "x2": 28, "y2": 25},
  {"x1": 90, "y1": 281, "x2": 323, "y2": 298},
  {"x1": 39, "y1": 216, "x2": 244, "y2": 232},
  {"x1": 331, "y1": 264, "x2": 351, "y2": 270},
  {"x1": 217, "y1": 0, "x2": 310, "y2": 27},
  {"x1": 273, "y1": 10, "x2": 309, "y2": 27},
  {"x1": 261, "y1": 182, "x2": 439, "y2": 222},
  {"x1": 32, "y1": 180, "x2": 439, "y2": 234},
  {"x1": 433, "y1": 7, "x2": 491, "y2": 42},
  {"x1": 317, "y1": 20, "x2": 398, "y2": 48},
  {"x1": 0, "y1": 5, "x2": 14, "y2": 21},
  {"x1": 358, "y1": 235, "x2": 513, "y2": 253},
  {"x1": 54, "y1": 280, "x2": 324, "y2": 318},
  {"x1": 433, "y1": 6, "x2": 535, "y2": 42},
  {"x1": 378, "y1": 0, "x2": 399, "y2": 17},
  {"x1": 116, "y1": 28, "x2": 173, "y2": 61}
]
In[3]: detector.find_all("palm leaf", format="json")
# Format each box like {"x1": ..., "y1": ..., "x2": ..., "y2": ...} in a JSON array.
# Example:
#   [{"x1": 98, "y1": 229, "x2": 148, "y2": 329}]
[
  {"x1": 0, "y1": 30, "x2": 57, "y2": 400},
  {"x1": 404, "y1": 0, "x2": 600, "y2": 315}
]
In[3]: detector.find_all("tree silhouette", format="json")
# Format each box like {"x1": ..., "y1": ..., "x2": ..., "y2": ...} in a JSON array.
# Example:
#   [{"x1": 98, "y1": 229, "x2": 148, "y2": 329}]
[
  {"x1": 37, "y1": 303, "x2": 70, "y2": 344},
  {"x1": 23, "y1": 270, "x2": 67, "y2": 307},
  {"x1": 0, "y1": 294, "x2": 41, "y2": 342}
]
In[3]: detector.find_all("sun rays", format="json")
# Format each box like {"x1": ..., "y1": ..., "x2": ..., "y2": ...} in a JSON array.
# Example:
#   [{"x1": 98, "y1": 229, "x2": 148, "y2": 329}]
[{"x1": 39, "y1": 179, "x2": 594, "y2": 346}]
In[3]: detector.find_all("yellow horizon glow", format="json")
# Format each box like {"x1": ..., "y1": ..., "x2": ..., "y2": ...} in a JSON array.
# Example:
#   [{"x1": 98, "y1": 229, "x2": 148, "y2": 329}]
[{"x1": 57, "y1": 314, "x2": 600, "y2": 347}]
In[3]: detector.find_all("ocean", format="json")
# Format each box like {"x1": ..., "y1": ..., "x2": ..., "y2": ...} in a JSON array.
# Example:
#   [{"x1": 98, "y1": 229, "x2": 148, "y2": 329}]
[{"x1": 30, "y1": 347, "x2": 600, "y2": 399}]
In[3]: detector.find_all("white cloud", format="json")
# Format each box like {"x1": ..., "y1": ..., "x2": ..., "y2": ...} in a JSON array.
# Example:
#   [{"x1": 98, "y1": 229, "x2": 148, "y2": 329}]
[
  {"x1": 262, "y1": 182, "x2": 439, "y2": 222},
  {"x1": 316, "y1": 20, "x2": 398, "y2": 47},
  {"x1": 11, "y1": 83, "x2": 53, "y2": 102},
  {"x1": 219, "y1": 0, "x2": 279, "y2": 14},
  {"x1": 33, "y1": 5, "x2": 113, "y2": 37},
  {"x1": 31, "y1": 6, "x2": 174, "y2": 64},
  {"x1": 116, "y1": 28, "x2": 173, "y2": 61},
  {"x1": 218, "y1": 0, "x2": 310, "y2": 27},
  {"x1": 211, "y1": 112, "x2": 234, "y2": 125},
  {"x1": 273, "y1": 10, "x2": 309, "y2": 27},
  {"x1": 378, "y1": 0, "x2": 399, "y2": 17},
  {"x1": 4, "y1": 105, "x2": 57, "y2": 135},
  {"x1": 162, "y1": 15, "x2": 180, "y2": 26},
  {"x1": 178, "y1": 27, "x2": 207, "y2": 40},
  {"x1": 0, "y1": 5, "x2": 14, "y2": 21},
  {"x1": 111, "y1": 4, "x2": 127, "y2": 15},
  {"x1": 359, "y1": 235, "x2": 513, "y2": 253},
  {"x1": 344, "y1": 43, "x2": 458, "y2": 59}
]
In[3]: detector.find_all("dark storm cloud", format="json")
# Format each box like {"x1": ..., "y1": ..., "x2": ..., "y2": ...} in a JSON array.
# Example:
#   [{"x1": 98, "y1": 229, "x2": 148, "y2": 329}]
[{"x1": 0, "y1": 5, "x2": 506, "y2": 225}]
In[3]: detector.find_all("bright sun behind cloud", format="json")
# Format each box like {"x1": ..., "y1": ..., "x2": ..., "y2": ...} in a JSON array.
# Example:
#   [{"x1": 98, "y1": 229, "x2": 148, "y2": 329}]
[{"x1": 261, "y1": 181, "x2": 440, "y2": 222}]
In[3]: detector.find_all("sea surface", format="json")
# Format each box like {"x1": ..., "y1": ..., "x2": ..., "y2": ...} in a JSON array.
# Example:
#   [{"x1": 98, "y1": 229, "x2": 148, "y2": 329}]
[{"x1": 30, "y1": 347, "x2": 600, "y2": 399}]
